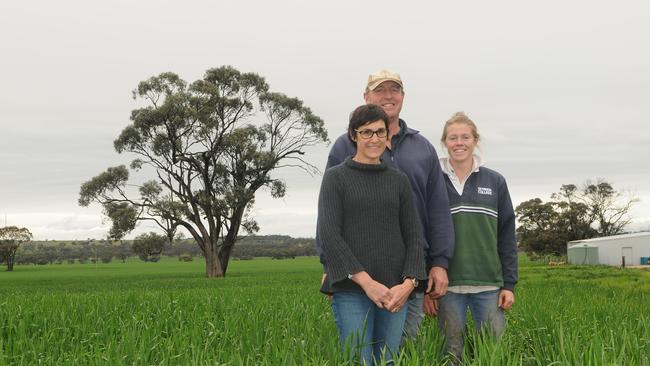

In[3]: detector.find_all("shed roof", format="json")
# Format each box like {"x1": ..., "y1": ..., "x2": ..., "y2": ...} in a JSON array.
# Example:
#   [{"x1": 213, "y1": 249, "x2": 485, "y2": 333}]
[
  {"x1": 568, "y1": 231, "x2": 650, "y2": 245},
  {"x1": 567, "y1": 243, "x2": 599, "y2": 249}
]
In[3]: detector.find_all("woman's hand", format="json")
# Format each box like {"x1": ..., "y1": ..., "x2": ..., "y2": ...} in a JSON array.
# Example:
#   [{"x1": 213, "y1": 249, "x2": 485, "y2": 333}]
[
  {"x1": 351, "y1": 271, "x2": 392, "y2": 308},
  {"x1": 385, "y1": 280, "x2": 415, "y2": 313},
  {"x1": 321, "y1": 273, "x2": 332, "y2": 300},
  {"x1": 364, "y1": 281, "x2": 393, "y2": 309}
]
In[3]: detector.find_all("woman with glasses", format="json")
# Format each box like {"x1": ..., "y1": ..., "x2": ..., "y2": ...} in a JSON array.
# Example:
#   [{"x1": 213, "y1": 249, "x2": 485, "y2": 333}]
[
  {"x1": 425, "y1": 112, "x2": 518, "y2": 363},
  {"x1": 317, "y1": 104, "x2": 426, "y2": 365}
]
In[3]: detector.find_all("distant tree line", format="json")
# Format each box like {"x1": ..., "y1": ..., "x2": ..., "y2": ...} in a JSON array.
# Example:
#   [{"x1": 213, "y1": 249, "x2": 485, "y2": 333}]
[
  {"x1": 233, "y1": 235, "x2": 316, "y2": 259},
  {"x1": 516, "y1": 179, "x2": 638, "y2": 256},
  {"x1": 13, "y1": 235, "x2": 316, "y2": 266},
  {"x1": 14, "y1": 239, "x2": 131, "y2": 265}
]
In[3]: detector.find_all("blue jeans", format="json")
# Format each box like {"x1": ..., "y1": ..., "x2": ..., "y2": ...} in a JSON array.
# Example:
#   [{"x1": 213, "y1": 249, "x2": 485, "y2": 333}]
[
  {"x1": 437, "y1": 290, "x2": 505, "y2": 361},
  {"x1": 332, "y1": 292, "x2": 407, "y2": 365},
  {"x1": 402, "y1": 291, "x2": 424, "y2": 341}
]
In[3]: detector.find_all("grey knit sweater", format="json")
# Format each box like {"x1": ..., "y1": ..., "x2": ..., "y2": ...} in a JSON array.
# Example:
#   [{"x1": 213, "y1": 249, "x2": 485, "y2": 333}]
[{"x1": 318, "y1": 157, "x2": 427, "y2": 293}]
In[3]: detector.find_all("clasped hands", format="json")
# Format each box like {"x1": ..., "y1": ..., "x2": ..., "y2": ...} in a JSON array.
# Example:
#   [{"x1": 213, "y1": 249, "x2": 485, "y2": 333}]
[
  {"x1": 349, "y1": 271, "x2": 414, "y2": 313},
  {"x1": 351, "y1": 267, "x2": 450, "y2": 313},
  {"x1": 362, "y1": 280, "x2": 414, "y2": 313}
]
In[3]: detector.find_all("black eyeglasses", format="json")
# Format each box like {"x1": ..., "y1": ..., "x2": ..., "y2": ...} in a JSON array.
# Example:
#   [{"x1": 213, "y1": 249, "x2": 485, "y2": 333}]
[{"x1": 355, "y1": 128, "x2": 388, "y2": 139}]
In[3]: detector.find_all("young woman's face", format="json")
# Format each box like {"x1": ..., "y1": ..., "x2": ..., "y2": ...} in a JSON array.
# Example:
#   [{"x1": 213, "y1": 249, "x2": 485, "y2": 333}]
[
  {"x1": 352, "y1": 119, "x2": 387, "y2": 164},
  {"x1": 444, "y1": 123, "x2": 476, "y2": 164}
]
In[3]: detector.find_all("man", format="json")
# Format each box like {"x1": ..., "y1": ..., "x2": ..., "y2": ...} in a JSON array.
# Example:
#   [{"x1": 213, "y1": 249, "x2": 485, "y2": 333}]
[{"x1": 318, "y1": 69, "x2": 454, "y2": 339}]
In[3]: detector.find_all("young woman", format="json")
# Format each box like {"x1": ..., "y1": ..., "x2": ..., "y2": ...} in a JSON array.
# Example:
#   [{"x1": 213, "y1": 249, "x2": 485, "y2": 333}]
[
  {"x1": 317, "y1": 104, "x2": 426, "y2": 365},
  {"x1": 430, "y1": 112, "x2": 518, "y2": 362}
]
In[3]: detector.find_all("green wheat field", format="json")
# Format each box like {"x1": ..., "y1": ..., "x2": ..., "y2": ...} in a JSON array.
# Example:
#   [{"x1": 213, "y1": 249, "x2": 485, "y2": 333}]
[{"x1": 1, "y1": 256, "x2": 649, "y2": 365}]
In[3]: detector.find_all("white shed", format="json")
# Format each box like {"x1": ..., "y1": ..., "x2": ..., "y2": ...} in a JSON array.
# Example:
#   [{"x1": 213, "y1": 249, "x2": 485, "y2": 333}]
[{"x1": 567, "y1": 232, "x2": 650, "y2": 266}]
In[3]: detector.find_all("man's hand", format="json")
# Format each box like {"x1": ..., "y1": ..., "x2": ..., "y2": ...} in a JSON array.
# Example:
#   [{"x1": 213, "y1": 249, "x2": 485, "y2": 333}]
[
  {"x1": 385, "y1": 281, "x2": 414, "y2": 313},
  {"x1": 426, "y1": 266, "x2": 449, "y2": 299},
  {"x1": 498, "y1": 289, "x2": 515, "y2": 310},
  {"x1": 423, "y1": 295, "x2": 438, "y2": 316}
]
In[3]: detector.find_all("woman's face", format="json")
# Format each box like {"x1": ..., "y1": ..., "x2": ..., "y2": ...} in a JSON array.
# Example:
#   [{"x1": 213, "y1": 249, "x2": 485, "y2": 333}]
[
  {"x1": 352, "y1": 119, "x2": 387, "y2": 164},
  {"x1": 444, "y1": 123, "x2": 476, "y2": 165}
]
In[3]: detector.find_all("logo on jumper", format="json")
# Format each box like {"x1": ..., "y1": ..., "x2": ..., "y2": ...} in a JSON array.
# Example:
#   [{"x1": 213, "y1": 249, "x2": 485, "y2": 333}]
[{"x1": 478, "y1": 187, "x2": 492, "y2": 195}]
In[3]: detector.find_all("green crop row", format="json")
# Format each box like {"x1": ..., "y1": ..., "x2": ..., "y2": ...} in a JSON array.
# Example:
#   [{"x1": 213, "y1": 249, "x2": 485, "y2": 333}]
[{"x1": 1, "y1": 257, "x2": 648, "y2": 365}]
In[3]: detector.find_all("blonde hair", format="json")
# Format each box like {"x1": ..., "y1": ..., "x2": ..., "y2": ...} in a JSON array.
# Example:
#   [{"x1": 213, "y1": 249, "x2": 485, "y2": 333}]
[{"x1": 440, "y1": 111, "x2": 480, "y2": 143}]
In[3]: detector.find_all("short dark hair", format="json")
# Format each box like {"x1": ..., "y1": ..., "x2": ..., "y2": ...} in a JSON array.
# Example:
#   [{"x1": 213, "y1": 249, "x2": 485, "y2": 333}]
[{"x1": 347, "y1": 104, "x2": 390, "y2": 146}]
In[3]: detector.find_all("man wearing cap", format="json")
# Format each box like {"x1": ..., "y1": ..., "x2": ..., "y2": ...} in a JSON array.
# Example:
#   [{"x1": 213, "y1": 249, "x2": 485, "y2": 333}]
[{"x1": 318, "y1": 69, "x2": 454, "y2": 340}]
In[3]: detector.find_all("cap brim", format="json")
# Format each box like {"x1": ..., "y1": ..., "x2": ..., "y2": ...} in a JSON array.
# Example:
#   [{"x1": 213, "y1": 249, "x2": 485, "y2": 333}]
[{"x1": 368, "y1": 78, "x2": 403, "y2": 91}]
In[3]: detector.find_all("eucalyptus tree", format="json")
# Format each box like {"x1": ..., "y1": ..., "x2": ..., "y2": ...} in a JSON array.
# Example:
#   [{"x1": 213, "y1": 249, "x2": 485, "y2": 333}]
[
  {"x1": 79, "y1": 66, "x2": 328, "y2": 277},
  {"x1": 0, "y1": 226, "x2": 33, "y2": 271}
]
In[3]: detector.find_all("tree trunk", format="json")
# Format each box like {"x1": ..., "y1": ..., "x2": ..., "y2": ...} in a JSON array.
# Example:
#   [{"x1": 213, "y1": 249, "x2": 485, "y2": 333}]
[
  {"x1": 218, "y1": 238, "x2": 235, "y2": 276},
  {"x1": 218, "y1": 204, "x2": 246, "y2": 276},
  {"x1": 204, "y1": 246, "x2": 225, "y2": 277},
  {"x1": 6, "y1": 255, "x2": 14, "y2": 272}
]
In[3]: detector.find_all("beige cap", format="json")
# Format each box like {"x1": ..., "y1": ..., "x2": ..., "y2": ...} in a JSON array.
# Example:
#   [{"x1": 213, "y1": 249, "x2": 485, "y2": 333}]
[{"x1": 367, "y1": 69, "x2": 403, "y2": 91}]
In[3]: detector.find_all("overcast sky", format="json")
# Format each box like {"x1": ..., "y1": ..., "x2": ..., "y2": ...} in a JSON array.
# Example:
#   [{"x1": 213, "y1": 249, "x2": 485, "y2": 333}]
[{"x1": 1, "y1": 0, "x2": 649, "y2": 240}]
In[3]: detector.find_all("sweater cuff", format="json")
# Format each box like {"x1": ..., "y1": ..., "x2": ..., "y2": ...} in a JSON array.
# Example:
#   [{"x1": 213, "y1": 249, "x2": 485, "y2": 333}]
[
  {"x1": 502, "y1": 282, "x2": 516, "y2": 292},
  {"x1": 327, "y1": 263, "x2": 365, "y2": 286},
  {"x1": 402, "y1": 260, "x2": 427, "y2": 282},
  {"x1": 400, "y1": 270, "x2": 427, "y2": 283}
]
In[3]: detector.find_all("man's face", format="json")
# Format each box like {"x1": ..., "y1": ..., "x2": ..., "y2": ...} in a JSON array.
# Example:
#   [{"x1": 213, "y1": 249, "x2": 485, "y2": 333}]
[{"x1": 364, "y1": 81, "x2": 404, "y2": 122}]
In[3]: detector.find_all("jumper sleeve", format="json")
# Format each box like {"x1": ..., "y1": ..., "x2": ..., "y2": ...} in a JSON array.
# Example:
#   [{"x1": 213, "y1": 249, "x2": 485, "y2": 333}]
[
  {"x1": 317, "y1": 169, "x2": 365, "y2": 285},
  {"x1": 425, "y1": 144, "x2": 455, "y2": 269},
  {"x1": 497, "y1": 177, "x2": 518, "y2": 292},
  {"x1": 398, "y1": 175, "x2": 427, "y2": 281},
  {"x1": 315, "y1": 135, "x2": 355, "y2": 269}
]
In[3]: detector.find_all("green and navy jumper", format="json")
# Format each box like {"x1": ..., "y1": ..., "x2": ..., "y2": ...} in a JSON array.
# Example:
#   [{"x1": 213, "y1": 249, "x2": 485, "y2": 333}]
[{"x1": 440, "y1": 156, "x2": 518, "y2": 292}]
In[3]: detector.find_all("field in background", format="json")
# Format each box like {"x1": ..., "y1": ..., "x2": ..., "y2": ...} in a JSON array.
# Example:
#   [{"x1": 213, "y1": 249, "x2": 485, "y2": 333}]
[{"x1": 1, "y1": 256, "x2": 649, "y2": 365}]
